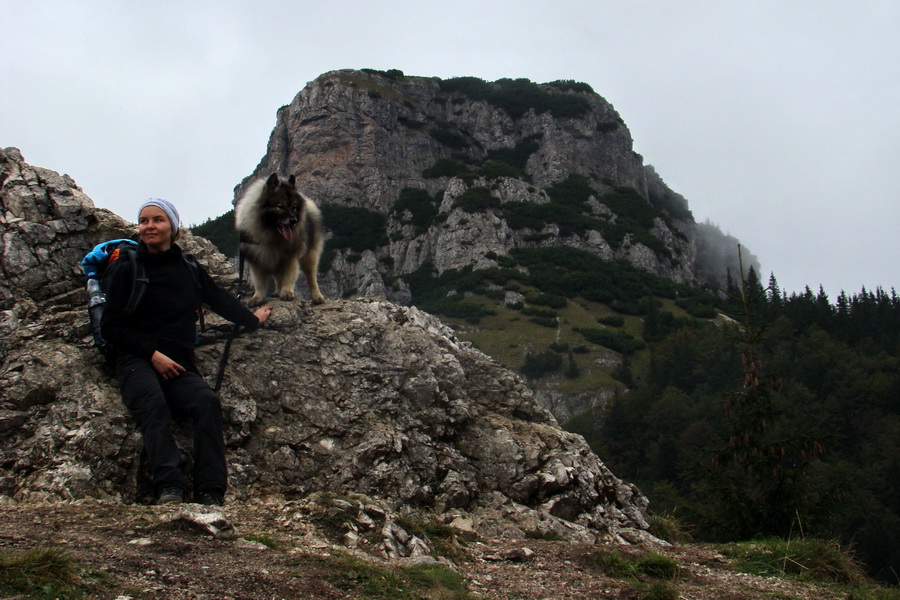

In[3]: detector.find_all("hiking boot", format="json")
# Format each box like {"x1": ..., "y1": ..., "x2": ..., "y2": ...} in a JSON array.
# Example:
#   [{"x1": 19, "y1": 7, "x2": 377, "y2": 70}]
[
  {"x1": 195, "y1": 490, "x2": 225, "y2": 507},
  {"x1": 156, "y1": 487, "x2": 184, "y2": 505}
]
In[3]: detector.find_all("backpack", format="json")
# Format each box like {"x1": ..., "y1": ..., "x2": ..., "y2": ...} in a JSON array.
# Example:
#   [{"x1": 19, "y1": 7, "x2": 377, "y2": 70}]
[{"x1": 81, "y1": 239, "x2": 203, "y2": 364}]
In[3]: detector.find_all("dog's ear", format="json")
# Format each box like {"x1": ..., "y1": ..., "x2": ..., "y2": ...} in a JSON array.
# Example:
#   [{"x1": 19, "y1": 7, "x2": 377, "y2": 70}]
[
  {"x1": 265, "y1": 173, "x2": 280, "y2": 192},
  {"x1": 287, "y1": 174, "x2": 297, "y2": 188}
]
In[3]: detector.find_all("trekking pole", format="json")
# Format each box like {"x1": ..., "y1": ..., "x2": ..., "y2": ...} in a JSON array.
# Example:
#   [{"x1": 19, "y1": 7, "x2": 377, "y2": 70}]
[{"x1": 214, "y1": 250, "x2": 245, "y2": 392}]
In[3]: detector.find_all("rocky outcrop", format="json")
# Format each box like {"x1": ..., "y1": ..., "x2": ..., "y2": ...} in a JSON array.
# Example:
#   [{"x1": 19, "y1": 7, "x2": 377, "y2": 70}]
[
  {"x1": 242, "y1": 72, "x2": 644, "y2": 209},
  {"x1": 234, "y1": 70, "x2": 715, "y2": 302},
  {"x1": 0, "y1": 147, "x2": 651, "y2": 543}
]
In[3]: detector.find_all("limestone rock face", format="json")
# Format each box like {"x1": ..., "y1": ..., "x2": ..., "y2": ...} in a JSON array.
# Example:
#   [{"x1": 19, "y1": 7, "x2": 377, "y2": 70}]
[
  {"x1": 0, "y1": 148, "x2": 650, "y2": 542},
  {"x1": 234, "y1": 70, "x2": 707, "y2": 303}
]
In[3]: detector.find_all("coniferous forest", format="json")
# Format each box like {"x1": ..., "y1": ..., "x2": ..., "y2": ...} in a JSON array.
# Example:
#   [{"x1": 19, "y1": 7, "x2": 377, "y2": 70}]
[{"x1": 570, "y1": 270, "x2": 900, "y2": 583}]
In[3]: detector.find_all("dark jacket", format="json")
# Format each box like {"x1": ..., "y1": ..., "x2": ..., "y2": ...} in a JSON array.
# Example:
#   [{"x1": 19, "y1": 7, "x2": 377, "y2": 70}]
[{"x1": 100, "y1": 242, "x2": 258, "y2": 369}]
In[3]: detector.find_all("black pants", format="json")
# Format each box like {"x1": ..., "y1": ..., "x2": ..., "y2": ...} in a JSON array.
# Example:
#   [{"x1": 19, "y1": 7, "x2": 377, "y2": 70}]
[{"x1": 116, "y1": 353, "x2": 227, "y2": 497}]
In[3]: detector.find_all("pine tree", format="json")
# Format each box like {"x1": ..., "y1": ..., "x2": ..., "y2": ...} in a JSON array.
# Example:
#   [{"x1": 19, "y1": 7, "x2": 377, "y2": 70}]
[
  {"x1": 710, "y1": 269, "x2": 826, "y2": 538},
  {"x1": 767, "y1": 273, "x2": 783, "y2": 310},
  {"x1": 743, "y1": 266, "x2": 768, "y2": 328},
  {"x1": 815, "y1": 286, "x2": 832, "y2": 327}
]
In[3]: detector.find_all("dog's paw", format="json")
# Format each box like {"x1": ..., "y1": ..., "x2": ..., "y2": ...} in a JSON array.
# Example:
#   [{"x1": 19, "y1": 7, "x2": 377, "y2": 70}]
[
  {"x1": 248, "y1": 293, "x2": 265, "y2": 306},
  {"x1": 278, "y1": 289, "x2": 296, "y2": 301},
  {"x1": 311, "y1": 292, "x2": 326, "y2": 304}
]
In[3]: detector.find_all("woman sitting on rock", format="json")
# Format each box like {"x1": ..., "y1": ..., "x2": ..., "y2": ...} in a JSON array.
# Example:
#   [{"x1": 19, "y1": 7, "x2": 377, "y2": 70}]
[{"x1": 101, "y1": 198, "x2": 272, "y2": 506}]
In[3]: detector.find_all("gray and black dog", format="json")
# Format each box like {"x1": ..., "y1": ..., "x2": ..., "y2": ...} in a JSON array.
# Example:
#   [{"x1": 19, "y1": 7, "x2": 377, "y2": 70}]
[{"x1": 234, "y1": 173, "x2": 325, "y2": 304}]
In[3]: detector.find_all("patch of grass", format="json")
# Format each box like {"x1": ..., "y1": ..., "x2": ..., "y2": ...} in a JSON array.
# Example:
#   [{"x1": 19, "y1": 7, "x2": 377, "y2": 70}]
[
  {"x1": 849, "y1": 587, "x2": 900, "y2": 600},
  {"x1": 648, "y1": 511, "x2": 694, "y2": 544},
  {"x1": 583, "y1": 548, "x2": 635, "y2": 578},
  {"x1": 445, "y1": 287, "x2": 632, "y2": 395},
  {"x1": 0, "y1": 546, "x2": 111, "y2": 599},
  {"x1": 720, "y1": 537, "x2": 900, "y2": 599},
  {"x1": 637, "y1": 580, "x2": 680, "y2": 600},
  {"x1": 636, "y1": 552, "x2": 681, "y2": 579},
  {"x1": 322, "y1": 550, "x2": 477, "y2": 599},
  {"x1": 403, "y1": 562, "x2": 473, "y2": 597},
  {"x1": 720, "y1": 537, "x2": 869, "y2": 586},
  {"x1": 582, "y1": 548, "x2": 680, "y2": 581},
  {"x1": 243, "y1": 533, "x2": 289, "y2": 551}
]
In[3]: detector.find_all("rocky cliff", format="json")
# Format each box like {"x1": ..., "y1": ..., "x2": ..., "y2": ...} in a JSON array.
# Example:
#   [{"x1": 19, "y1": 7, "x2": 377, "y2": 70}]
[
  {"x1": 0, "y1": 147, "x2": 652, "y2": 543},
  {"x1": 235, "y1": 69, "x2": 748, "y2": 304}
]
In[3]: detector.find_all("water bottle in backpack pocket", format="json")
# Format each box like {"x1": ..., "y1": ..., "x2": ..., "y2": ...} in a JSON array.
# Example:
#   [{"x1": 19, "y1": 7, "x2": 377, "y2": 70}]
[{"x1": 86, "y1": 277, "x2": 108, "y2": 354}]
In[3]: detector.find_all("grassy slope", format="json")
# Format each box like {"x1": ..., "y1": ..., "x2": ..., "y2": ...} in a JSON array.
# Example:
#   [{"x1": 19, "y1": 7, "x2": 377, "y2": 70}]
[{"x1": 439, "y1": 288, "x2": 702, "y2": 403}]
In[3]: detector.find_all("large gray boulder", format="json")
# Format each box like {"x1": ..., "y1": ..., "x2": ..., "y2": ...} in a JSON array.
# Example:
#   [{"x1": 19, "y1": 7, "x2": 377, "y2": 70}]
[{"x1": 0, "y1": 147, "x2": 651, "y2": 543}]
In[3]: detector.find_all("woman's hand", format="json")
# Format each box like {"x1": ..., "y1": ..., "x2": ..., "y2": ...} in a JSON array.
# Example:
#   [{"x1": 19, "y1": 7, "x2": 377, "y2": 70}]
[
  {"x1": 150, "y1": 351, "x2": 186, "y2": 381},
  {"x1": 254, "y1": 304, "x2": 273, "y2": 325}
]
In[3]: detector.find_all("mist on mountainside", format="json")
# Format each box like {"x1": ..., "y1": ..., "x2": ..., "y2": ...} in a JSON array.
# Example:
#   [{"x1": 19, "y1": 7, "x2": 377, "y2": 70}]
[{"x1": 693, "y1": 219, "x2": 761, "y2": 289}]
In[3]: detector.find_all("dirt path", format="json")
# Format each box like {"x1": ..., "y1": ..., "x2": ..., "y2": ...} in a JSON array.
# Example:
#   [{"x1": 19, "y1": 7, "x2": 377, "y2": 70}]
[{"x1": 0, "y1": 500, "x2": 848, "y2": 600}]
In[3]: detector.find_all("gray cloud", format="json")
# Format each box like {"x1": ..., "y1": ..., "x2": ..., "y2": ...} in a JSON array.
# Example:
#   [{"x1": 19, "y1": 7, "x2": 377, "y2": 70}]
[{"x1": 2, "y1": 0, "x2": 897, "y2": 299}]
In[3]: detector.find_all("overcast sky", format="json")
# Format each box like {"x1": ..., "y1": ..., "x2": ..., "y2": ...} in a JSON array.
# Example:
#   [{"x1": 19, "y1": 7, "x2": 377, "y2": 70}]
[{"x1": 3, "y1": 1, "x2": 897, "y2": 299}]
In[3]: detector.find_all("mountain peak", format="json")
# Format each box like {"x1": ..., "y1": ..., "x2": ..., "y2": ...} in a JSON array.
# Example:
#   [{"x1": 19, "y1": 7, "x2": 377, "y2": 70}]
[{"x1": 234, "y1": 70, "x2": 753, "y2": 305}]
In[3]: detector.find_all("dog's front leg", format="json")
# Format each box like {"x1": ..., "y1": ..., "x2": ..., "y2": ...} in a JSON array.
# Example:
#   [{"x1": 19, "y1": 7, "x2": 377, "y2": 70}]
[
  {"x1": 274, "y1": 260, "x2": 299, "y2": 301},
  {"x1": 247, "y1": 264, "x2": 270, "y2": 305}
]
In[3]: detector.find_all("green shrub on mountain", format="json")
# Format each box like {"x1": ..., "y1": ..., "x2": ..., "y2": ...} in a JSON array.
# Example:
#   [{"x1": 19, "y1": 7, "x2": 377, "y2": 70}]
[
  {"x1": 392, "y1": 188, "x2": 440, "y2": 232},
  {"x1": 521, "y1": 349, "x2": 563, "y2": 378},
  {"x1": 423, "y1": 158, "x2": 473, "y2": 179},
  {"x1": 428, "y1": 127, "x2": 469, "y2": 149},
  {"x1": 453, "y1": 187, "x2": 500, "y2": 213},
  {"x1": 320, "y1": 204, "x2": 388, "y2": 252},
  {"x1": 574, "y1": 327, "x2": 643, "y2": 355},
  {"x1": 438, "y1": 76, "x2": 591, "y2": 119}
]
